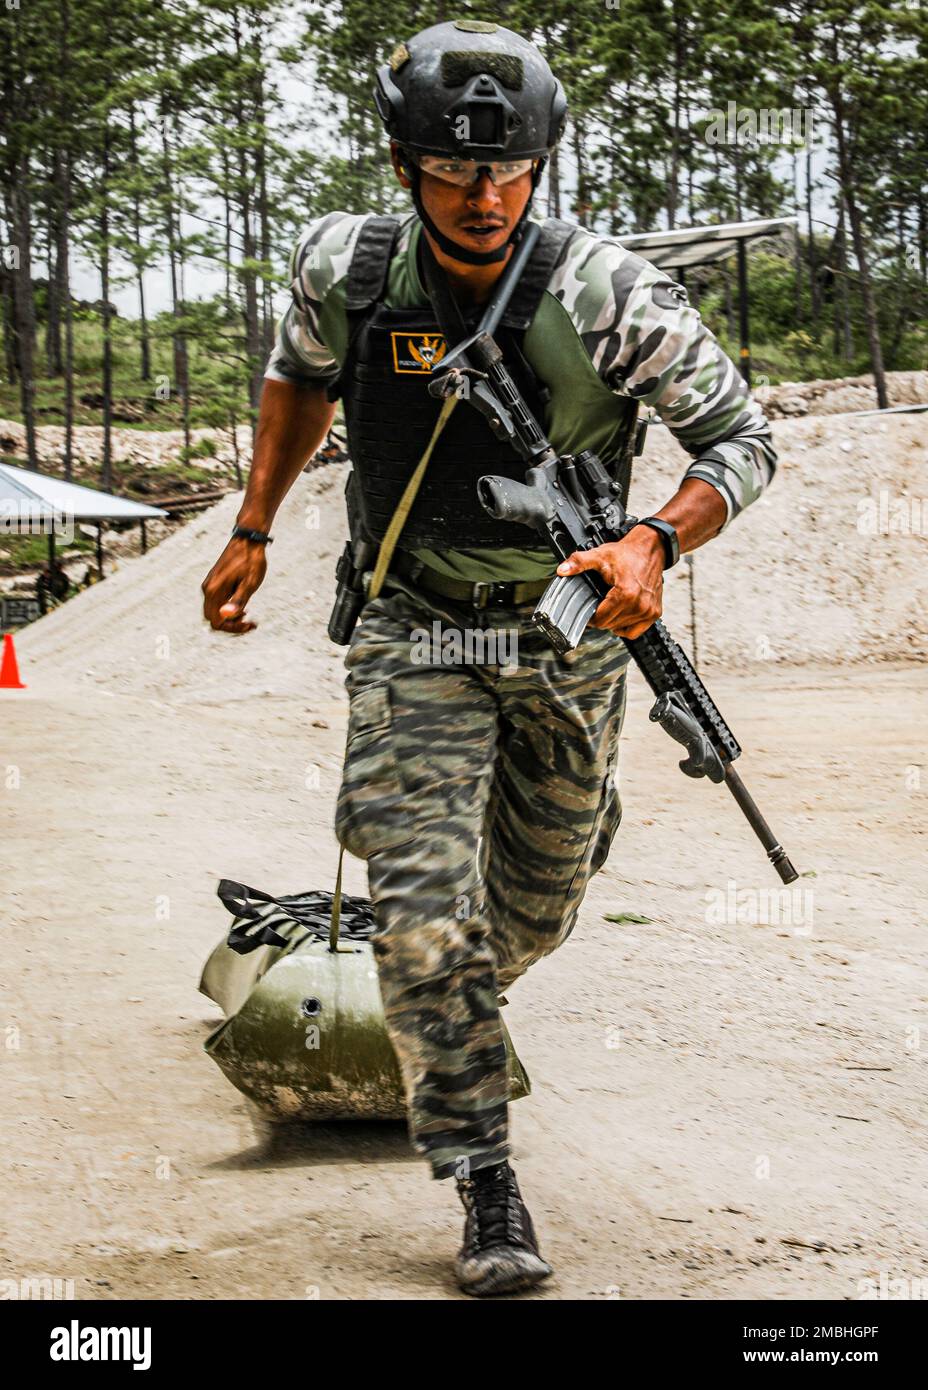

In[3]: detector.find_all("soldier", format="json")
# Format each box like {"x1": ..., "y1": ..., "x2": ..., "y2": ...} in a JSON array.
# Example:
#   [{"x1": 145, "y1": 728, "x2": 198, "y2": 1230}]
[{"x1": 202, "y1": 19, "x2": 777, "y2": 1297}]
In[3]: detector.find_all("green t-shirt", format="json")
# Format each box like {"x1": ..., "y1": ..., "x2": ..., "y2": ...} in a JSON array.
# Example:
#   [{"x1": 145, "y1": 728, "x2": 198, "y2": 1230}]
[{"x1": 266, "y1": 209, "x2": 777, "y2": 579}]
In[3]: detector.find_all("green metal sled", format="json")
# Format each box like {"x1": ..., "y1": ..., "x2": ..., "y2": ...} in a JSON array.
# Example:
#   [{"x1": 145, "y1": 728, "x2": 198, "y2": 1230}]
[{"x1": 199, "y1": 880, "x2": 531, "y2": 1122}]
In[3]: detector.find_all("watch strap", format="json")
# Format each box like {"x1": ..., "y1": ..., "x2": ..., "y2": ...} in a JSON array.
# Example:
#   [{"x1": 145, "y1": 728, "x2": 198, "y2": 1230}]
[
  {"x1": 636, "y1": 517, "x2": 680, "y2": 569},
  {"x1": 232, "y1": 525, "x2": 274, "y2": 545}
]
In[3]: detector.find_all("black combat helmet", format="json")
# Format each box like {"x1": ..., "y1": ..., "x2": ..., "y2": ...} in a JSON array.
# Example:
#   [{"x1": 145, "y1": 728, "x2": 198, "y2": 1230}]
[{"x1": 374, "y1": 19, "x2": 567, "y2": 265}]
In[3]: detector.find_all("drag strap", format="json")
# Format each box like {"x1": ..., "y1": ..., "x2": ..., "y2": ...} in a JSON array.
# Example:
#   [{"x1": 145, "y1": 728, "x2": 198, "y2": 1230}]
[{"x1": 329, "y1": 844, "x2": 345, "y2": 952}]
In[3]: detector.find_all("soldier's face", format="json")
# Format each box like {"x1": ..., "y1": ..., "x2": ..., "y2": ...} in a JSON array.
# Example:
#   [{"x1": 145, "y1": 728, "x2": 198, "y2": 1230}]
[{"x1": 392, "y1": 144, "x2": 534, "y2": 262}]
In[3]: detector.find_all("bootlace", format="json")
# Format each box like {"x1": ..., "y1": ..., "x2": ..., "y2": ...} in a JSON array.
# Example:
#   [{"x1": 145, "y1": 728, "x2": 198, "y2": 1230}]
[{"x1": 463, "y1": 1164, "x2": 525, "y2": 1249}]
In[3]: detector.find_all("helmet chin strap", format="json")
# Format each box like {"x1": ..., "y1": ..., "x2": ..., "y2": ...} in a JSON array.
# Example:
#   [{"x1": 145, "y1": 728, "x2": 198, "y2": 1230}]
[{"x1": 403, "y1": 154, "x2": 547, "y2": 267}]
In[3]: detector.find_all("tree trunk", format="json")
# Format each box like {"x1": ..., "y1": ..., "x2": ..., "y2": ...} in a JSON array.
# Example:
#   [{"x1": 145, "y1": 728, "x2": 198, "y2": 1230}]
[
  {"x1": 240, "y1": 190, "x2": 262, "y2": 420},
  {"x1": 160, "y1": 86, "x2": 191, "y2": 455},
  {"x1": 724, "y1": 267, "x2": 734, "y2": 340},
  {"x1": 572, "y1": 117, "x2": 589, "y2": 228},
  {"x1": 179, "y1": 241, "x2": 191, "y2": 453},
  {"x1": 1, "y1": 266, "x2": 16, "y2": 385},
  {"x1": 62, "y1": 145, "x2": 74, "y2": 480},
  {"x1": 831, "y1": 79, "x2": 888, "y2": 407},
  {"x1": 686, "y1": 102, "x2": 695, "y2": 223},
  {"x1": 53, "y1": 145, "x2": 69, "y2": 382},
  {"x1": 886, "y1": 207, "x2": 910, "y2": 370},
  {"x1": 792, "y1": 151, "x2": 802, "y2": 322},
  {"x1": 228, "y1": 406, "x2": 243, "y2": 490},
  {"x1": 10, "y1": 157, "x2": 39, "y2": 469},
  {"x1": 232, "y1": 7, "x2": 263, "y2": 424},
  {"x1": 831, "y1": 220, "x2": 841, "y2": 359},
  {"x1": 100, "y1": 121, "x2": 114, "y2": 491},
  {"x1": 547, "y1": 141, "x2": 561, "y2": 220},
  {"x1": 836, "y1": 196, "x2": 852, "y2": 362},
  {"x1": 541, "y1": 24, "x2": 561, "y2": 221},
  {"x1": 733, "y1": 137, "x2": 743, "y2": 222},
  {"x1": 45, "y1": 168, "x2": 63, "y2": 376},
  {"x1": 58, "y1": 0, "x2": 74, "y2": 475},
  {"x1": 248, "y1": 26, "x2": 274, "y2": 359},
  {"x1": 805, "y1": 140, "x2": 820, "y2": 333},
  {"x1": 667, "y1": 5, "x2": 684, "y2": 229},
  {"x1": 607, "y1": 113, "x2": 620, "y2": 236},
  {"x1": 222, "y1": 144, "x2": 233, "y2": 308},
  {"x1": 129, "y1": 103, "x2": 151, "y2": 381}
]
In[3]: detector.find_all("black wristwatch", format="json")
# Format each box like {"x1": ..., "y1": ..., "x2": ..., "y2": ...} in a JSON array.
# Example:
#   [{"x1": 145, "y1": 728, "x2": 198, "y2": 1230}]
[
  {"x1": 232, "y1": 525, "x2": 274, "y2": 545},
  {"x1": 635, "y1": 517, "x2": 680, "y2": 569}
]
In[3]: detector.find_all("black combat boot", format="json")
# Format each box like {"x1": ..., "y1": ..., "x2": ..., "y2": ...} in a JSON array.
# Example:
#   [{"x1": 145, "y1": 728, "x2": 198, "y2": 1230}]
[{"x1": 454, "y1": 1160, "x2": 553, "y2": 1297}]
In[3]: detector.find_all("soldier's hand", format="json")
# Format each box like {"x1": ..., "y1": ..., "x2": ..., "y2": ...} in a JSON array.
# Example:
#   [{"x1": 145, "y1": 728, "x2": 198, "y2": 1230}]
[
  {"x1": 556, "y1": 528, "x2": 665, "y2": 640},
  {"x1": 201, "y1": 537, "x2": 268, "y2": 634}
]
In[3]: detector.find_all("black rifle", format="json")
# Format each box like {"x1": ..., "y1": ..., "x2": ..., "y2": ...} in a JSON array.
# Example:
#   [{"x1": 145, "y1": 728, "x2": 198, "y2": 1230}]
[{"x1": 428, "y1": 330, "x2": 798, "y2": 886}]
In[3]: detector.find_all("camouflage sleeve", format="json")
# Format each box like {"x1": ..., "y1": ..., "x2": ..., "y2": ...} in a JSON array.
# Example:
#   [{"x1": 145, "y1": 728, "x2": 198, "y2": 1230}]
[
  {"x1": 552, "y1": 233, "x2": 777, "y2": 529},
  {"x1": 263, "y1": 212, "x2": 366, "y2": 385}
]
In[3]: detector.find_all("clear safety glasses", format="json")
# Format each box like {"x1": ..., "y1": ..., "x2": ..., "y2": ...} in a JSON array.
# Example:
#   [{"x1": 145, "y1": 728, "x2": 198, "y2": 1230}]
[{"x1": 414, "y1": 154, "x2": 536, "y2": 187}]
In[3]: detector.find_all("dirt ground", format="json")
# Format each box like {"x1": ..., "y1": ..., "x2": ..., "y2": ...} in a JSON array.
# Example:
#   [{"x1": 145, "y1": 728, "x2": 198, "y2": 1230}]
[
  {"x1": 761, "y1": 369, "x2": 928, "y2": 418},
  {"x1": 2, "y1": 411, "x2": 927, "y2": 1300}
]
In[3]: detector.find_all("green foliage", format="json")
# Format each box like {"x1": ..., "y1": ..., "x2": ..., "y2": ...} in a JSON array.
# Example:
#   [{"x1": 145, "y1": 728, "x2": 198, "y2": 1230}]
[
  {"x1": 1, "y1": 0, "x2": 926, "y2": 466},
  {"x1": 0, "y1": 532, "x2": 95, "y2": 571},
  {"x1": 181, "y1": 435, "x2": 217, "y2": 461}
]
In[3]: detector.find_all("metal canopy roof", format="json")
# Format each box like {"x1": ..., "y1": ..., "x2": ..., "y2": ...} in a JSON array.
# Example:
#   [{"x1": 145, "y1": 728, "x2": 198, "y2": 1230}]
[
  {"x1": 0, "y1": 463, "x2": 167, "y2": 526},
  {"x1": 620, "y1": 216, "x2": 798, "y2": 271}
]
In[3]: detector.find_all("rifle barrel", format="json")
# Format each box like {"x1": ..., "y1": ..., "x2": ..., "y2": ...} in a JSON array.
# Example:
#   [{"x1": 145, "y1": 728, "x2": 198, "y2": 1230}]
[{"x1": 723, "y1": 763, "x2": 798, "y2": 884}]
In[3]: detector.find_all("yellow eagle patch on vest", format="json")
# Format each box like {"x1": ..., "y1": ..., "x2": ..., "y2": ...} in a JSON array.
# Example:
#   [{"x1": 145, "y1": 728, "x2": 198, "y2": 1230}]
[{"x1": 391, "y1": 331, "x2": 447, "y2": 373}]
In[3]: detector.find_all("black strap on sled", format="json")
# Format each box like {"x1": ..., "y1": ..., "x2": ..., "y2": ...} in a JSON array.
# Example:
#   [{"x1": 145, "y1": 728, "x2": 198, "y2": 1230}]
[{"x1": 218, "y1": 878, "x2": 376, "y2": 956}]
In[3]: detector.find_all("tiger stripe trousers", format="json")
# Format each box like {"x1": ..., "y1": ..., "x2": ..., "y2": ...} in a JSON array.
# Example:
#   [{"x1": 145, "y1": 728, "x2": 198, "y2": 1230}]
[{"x1": 334, "y1": 575, "x2": 630, "y2": 1179}]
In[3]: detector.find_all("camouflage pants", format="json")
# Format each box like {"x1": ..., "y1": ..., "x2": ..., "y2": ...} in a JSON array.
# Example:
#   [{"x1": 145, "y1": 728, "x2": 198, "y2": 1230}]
[{"x1": 334, "y1": 574, "x2": 630, "y2": 1179}]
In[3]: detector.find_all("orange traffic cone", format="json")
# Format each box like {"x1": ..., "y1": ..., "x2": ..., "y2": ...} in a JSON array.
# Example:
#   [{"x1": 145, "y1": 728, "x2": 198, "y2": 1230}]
[{"x1": 0, "y1": 632, "x2": 26, "y2": 689}]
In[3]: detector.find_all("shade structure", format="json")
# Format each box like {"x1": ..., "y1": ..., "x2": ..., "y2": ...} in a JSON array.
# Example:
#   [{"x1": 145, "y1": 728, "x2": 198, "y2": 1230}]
[
  {"x1": 620, "y1": 216, "x2": 798, "y2": 272},
  {"x1": 0, "y1": 461, "x2": 170, "y2": 600},
  {"x1": 0, "y1": 462, "x2": 167, "y2": 526}
]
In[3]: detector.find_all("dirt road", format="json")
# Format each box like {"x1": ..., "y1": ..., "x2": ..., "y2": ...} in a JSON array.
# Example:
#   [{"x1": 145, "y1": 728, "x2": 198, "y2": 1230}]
[
  {"x1": 4, "y1": 660, "x2": 926, "y2": 1300},
  {"x1": 3, "y1": 420, "x2": 927, "y2": 1300}
]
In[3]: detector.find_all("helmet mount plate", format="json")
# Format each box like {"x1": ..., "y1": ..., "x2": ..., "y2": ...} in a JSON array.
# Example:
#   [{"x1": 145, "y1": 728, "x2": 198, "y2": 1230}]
[{"x1": 442, "y1": 75, "x2": 523, "y2": 155}]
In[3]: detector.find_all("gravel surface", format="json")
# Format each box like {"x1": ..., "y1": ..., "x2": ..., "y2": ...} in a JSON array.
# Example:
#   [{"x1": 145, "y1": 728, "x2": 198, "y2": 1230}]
[{"x1": 3, "y1": 403, "x2": 926, "y2": 1301}]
